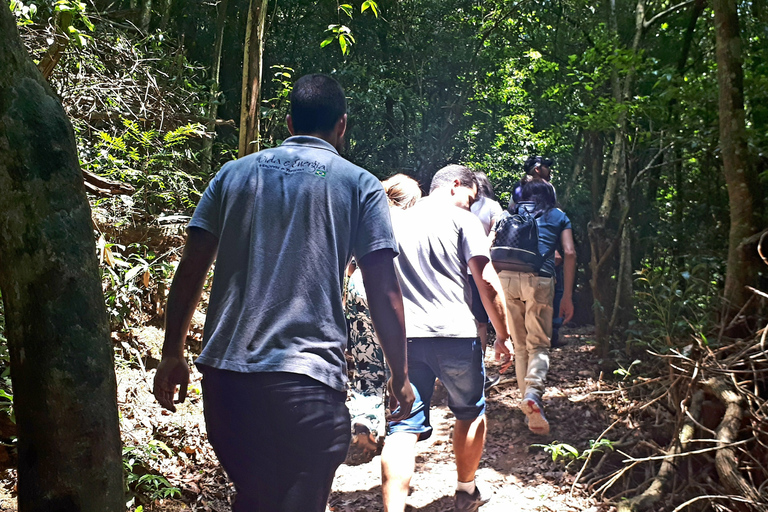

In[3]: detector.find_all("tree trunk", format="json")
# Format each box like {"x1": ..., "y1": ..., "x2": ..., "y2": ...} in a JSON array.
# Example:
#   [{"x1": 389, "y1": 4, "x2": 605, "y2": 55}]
[
  {"x1": 140, "y1": 0, "x2": 152, "y2": 33},
  {"x1": 588, "y1": 0, "x2": 646, "y2": 355},
  {"x1": 201, "y1": 0, "x2": 229, "y2": 176},
  {"x1": 0, "y1": 6, "x2": 124, "y2": 511},
  {"x1": 713, "y1": 0, "x2": 759, "y2": 315},
  {"x1": 238, "y1": 0, "x2": 269, "y2": 157}
]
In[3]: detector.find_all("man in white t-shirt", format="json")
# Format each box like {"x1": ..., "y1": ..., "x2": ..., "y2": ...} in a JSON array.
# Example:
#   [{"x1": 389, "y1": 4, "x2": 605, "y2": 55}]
[{"x1": 381, "y1": 165, "x2": 512, "y2": 512}]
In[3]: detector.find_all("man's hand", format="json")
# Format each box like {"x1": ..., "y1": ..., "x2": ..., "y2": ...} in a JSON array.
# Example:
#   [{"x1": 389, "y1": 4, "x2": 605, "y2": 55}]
[
  {"x1": 559, "y1": 296, "x2": 574, "y2": 324},
  {"x1": 494, "y1": 335, "x2": 514, "y2": 374},
  {"x1": 153, "y1": 356, "x2": 190, "y2": 412},
  {"x1": 386, "y1": 376, "x2": 415, "y2": 422}
]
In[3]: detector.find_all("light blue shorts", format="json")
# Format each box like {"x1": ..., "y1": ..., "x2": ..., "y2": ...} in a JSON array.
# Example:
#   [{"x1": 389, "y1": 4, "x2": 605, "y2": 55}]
[{"x1": 387, "y1": 338, "x2": 486, "y2": 441}]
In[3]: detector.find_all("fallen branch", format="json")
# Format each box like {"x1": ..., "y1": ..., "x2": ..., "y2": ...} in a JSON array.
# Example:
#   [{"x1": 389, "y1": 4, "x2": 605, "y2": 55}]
[{"x1": 82, "y1": 169, "x2": 135, "y2": 197}]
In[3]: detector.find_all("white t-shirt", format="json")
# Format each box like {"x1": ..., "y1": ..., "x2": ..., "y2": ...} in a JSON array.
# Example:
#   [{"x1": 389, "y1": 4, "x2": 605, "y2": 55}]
[
  {"x1": 470, "y1": 196, "x2": 503, "y2": 236},
  {"x1": 391, "y1": 197, "x2": 490, "y2": 338}
]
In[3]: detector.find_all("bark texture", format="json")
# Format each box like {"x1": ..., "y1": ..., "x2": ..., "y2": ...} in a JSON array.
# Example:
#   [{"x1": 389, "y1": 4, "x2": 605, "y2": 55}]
[
  {"x1": 238, "y1": 0, "x2": 268, "y2": 157},
  {"x1": 714, "y1": 0, "x2": 759, "y2": 314},
  {"x1": 0, "y1": 5, "x2": 124, "y2": 511},
  {"x1": 705, "y1": 377, "x2": 761, "y2": 506},
  {"x1": 201, "y1": 0, "x2": 229, "y2": 176}
]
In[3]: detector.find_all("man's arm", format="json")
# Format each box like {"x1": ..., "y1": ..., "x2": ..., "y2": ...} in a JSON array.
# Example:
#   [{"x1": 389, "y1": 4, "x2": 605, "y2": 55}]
[
  {"x1": 357, "y1": 249, "x2": 415, "y2": 421},
  {"x1": 559, "y1": 229, "x2": 576, "y2": 323},
  {"x1": 468, "y1": 256, "x2": 512, "y2": 369},
  {"x1": 154, "y1": 227, "x2": 218, "y2": 412}
]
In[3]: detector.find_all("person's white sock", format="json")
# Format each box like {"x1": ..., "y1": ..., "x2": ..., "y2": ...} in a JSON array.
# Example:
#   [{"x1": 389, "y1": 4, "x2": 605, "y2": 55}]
[{"x1": 457, "y1": 480, "x2": 476, "y2": 494}]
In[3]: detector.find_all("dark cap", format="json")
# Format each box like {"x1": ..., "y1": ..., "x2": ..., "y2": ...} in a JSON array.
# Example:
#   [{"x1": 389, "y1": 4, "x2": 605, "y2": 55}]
[{"x1": 524, "y1": 156, "x2": 554, "y2": 175}]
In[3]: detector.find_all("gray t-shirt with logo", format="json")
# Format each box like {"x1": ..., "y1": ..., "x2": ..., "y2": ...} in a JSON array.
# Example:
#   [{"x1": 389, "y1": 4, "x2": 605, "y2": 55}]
[
  {"x1": 189, "y1": 136, "x2": 397, "y2": 391},
  {"x1": 391, "y1": 197, "x2": 490, "y2": 338}
]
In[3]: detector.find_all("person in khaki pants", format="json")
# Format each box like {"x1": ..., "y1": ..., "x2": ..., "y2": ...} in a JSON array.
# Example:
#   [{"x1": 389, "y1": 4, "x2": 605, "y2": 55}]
[{"x1": 496, "y1": 178, "x2": 575, "y2": 435}]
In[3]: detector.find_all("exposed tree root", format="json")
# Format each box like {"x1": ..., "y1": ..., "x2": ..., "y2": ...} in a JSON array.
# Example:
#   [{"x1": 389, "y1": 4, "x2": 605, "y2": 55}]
[
  {"x1": 616, "y1": 390, "x2": 703, "y2": 512},
  {"x1": 705, "y1": 377, "x2": 762, "y2": 506},
  {"x1": 598, "y1": 324, "x2": 768, "y2": 511}
]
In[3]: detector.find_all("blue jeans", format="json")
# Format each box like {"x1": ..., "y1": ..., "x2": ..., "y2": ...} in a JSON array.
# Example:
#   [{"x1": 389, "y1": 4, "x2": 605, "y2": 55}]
[
  {"x1": 388, "y1": 338, "x2": 486, "y2": 441},
  {"x1": 201, "y1": 368, "x2": 351, "y2": 512}
]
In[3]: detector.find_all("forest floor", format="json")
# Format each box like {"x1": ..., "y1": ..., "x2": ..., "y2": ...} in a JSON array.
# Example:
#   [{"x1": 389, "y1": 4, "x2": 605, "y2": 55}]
[{"x1": 0, "y1": 327, "x2": 628, "y2": 512}]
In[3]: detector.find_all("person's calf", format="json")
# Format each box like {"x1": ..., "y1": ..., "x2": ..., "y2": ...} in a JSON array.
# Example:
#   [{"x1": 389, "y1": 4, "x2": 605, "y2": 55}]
[
  {"x1": 381, "y1": 432, "x2": 418, "y2": 512},
  {"x1": 453, "y1": 416, "x2": 487, "y2": 483}
]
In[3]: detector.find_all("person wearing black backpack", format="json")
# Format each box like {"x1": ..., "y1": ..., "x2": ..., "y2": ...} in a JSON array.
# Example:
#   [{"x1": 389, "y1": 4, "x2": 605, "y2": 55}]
[
  {"x1": 492, "y1": 177, "x2": 575, "y2": 435},
  {"x1": 511, "y1": 156, "x2": 568, "y2": 347}
]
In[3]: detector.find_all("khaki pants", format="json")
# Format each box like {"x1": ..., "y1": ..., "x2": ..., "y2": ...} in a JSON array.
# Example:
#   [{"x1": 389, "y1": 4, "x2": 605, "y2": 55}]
[{"x1": 498, "y1": 270, "x2": 554, "y2": 399}]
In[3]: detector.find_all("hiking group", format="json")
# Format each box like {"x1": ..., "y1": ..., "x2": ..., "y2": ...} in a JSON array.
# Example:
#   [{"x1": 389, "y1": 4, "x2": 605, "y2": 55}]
[{"x1": 153, "y1": 74, "x2": 576, "y2": 512}]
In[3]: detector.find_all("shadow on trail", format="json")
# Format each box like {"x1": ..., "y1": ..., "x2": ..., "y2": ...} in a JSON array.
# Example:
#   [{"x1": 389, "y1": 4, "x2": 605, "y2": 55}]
[{"x1": 329, "y1": 487, "x2": 455, "y2": 512}]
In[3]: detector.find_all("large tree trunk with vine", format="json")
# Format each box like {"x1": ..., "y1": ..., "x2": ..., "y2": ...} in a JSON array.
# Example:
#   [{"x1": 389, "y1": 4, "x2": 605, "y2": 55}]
[
  {"x1": 238, "y1": 0, "x2": 268, "y2": 157},
  {"x1": 0, "y1": 6, "x2": 123, "y2": 511},
  {"x1": 588, "y1": 0, "x2": 643, "y2": 355},
  {"x1": 713, "y1": 0, "x2": 760, "y2": 316}
]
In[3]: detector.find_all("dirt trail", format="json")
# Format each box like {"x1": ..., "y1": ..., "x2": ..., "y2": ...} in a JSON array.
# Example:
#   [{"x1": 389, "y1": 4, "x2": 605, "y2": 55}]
[
  {"x1": 0, "y1": 328, "x2": 621, "y2": 512},
  {"x1": 330, "y1": 329, "x2": 615, "y2": 512}
]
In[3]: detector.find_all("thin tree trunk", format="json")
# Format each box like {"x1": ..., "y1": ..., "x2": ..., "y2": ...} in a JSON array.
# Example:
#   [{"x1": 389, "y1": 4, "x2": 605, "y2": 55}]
[
  {"x1": 0, "y1": 5, "x2": 124, "y2": 510},
  {"x1": 159, "y1": 0, "x2": 173, "y2": 30},
  {"x1": 201, "y1": 0, "x2": 229, "y2": 176},
  {"x1": 589, "y1": 0, "x2": 645, "y2": 354},
  {"x1": 140, "y1": 0, "x2": 152, "y2": 32},
  {"x1": 238, "y1": 0, "x2": 269, "y2": 157},
  {"x1": 713, "y1": 0, "x2": 759, "y2": 315}
]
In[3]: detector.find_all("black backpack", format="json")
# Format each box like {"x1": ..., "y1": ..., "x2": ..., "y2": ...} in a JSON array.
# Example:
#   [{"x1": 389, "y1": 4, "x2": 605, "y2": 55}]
[{"x1": 490, "y1": 203, "x2": 554, "y2": 273}]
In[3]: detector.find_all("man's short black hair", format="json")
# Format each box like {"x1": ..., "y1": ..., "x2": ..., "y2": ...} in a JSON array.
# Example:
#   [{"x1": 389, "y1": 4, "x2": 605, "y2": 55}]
[
  {"x1": 430, "y1": 164, "x2": 477, "y2": 193},
  {"x1": 523, "y1": 155, "x2": 554, "y2": 175},
  {"x1": 290, "y1": 74, "x2": 347, "y2": 134}
]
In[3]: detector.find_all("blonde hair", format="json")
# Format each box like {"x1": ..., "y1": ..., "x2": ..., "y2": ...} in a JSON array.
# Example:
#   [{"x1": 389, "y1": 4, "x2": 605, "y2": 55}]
[{"x1": 382, "y1": 174, "x2": 422, "y2": 210}]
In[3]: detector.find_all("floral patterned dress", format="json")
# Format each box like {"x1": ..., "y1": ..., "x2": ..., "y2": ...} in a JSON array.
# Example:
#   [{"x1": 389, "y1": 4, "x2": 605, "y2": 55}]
[{"x1": 344, "y1": 269, "x2": 388, "y2": 462}]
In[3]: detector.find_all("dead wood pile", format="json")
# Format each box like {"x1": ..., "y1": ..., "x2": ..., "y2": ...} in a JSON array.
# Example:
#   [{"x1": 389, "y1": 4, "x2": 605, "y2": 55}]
[{"x1": 573, "y1": 316, "x2": 768, "y2": 511}]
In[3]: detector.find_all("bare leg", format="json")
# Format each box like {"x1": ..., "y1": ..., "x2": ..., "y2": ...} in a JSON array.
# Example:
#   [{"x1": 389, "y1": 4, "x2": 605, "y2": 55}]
[
  {"x1": 454, "y1": 416, "x2": 487, "y2": 483},
  {"x1": 381, "y1": 432, "x2": 418, "y2": 512}
]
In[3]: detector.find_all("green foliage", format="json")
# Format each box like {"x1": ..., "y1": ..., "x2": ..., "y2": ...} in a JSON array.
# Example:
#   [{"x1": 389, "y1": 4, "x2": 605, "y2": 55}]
[
  {"x1": 98, "y1": 239, "x2": 176, "y2": 330},
  {"x1": 533, "y1": 441, "x2": 580, "y2": 462},
  {"x1": 614, "y1": 359, "x2": 641, "y2": 380},
  {"x1": 321, "y1": 24, "x2": 356, "y2": 56},
  {"x1": 86, "y1": 119, "x2": 205, "y2": 217},
  {"x1": 9, "y1": 0, "x2": 37, "y2": 25},
  {"x1": 631, "y1": 261, "x2": 720, "y2": 349},
  {"x1": 533, "y1": 438, "x2": 615, "y2": 464},
  {"x1": 123, "y1": 440, "x2": 181, "y2": 504},
  {"x1": 319, "y1": 0, "x2": 379, "y2": 55},
  {"x1": 260, "y1": 65, "x2": 294, "y2": 147},
  {"x1": 53, "y1": 0, "x2": 94, "y2": 47},
  {"x1": 0, "y1": 296, "x2": 11, "y2": 424}
]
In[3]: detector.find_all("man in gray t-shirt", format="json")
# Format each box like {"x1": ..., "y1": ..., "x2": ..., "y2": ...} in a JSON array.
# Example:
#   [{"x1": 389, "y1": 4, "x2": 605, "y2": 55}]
[
  {"x1": 153, "y1": 74, "x2": 413, "y2": 512},
  {"x1": 381, "y1": 165, "x2": 512, "y2": 512}
]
